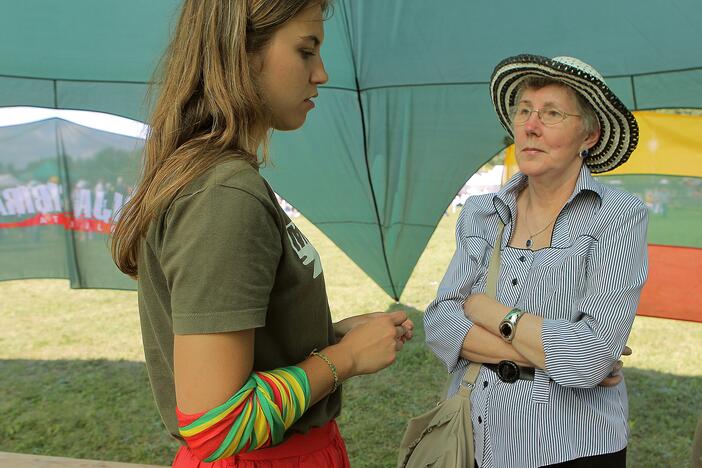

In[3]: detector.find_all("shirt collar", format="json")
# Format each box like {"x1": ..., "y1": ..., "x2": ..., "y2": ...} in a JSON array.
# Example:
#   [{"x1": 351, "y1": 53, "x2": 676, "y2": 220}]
[
  {"x1": 570, "y1": 164, "x2": 606, "y2": 202},
  {"x1": 492, "y1": 164, "x2": 605, "y2": 225}
]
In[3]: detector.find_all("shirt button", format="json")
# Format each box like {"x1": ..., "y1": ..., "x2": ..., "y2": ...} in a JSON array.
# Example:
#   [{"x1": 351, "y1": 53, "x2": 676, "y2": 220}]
[
  {"x1": 519, "y1": 255, "x2": 526, "y2": 262},
  {"x1": 483, "y1": 381, "x2": 488, "y2": 388},
  {"x1": 512, "y1": 278, "x2": 518, "y2": 286},
  {"x1": 478, "y1": 416, "x2": 483, "y2": 424}
]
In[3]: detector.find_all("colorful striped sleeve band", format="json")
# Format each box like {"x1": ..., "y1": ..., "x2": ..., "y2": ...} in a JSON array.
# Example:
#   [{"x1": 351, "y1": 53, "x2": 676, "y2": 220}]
[{"x1": 176, "y1": 366, "x2": 311, "y2": 462}]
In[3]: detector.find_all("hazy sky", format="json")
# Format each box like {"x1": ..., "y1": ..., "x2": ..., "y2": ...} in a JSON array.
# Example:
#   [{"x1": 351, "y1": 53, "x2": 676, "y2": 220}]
[{"x1": 0, "y1": 107, "x2": 147, "y2": 139}]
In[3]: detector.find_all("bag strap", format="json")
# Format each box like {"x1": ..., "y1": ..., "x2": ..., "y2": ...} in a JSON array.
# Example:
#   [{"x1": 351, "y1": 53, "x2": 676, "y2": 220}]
[
  {"x1": 485, "y1": 220, "x2": 505, "y2": 299},
  {"x1": 458, "y1": 220, "x2": 505, "y2": 396},
  {"x1": 457, "y1": 361, "x2": 481, "y2": 396}
]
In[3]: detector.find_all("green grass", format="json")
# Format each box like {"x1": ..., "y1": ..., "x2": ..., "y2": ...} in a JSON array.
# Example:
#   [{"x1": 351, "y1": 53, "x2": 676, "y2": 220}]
[{"x1": 1, "y1": 212, "x2": 701, "y2": 467}]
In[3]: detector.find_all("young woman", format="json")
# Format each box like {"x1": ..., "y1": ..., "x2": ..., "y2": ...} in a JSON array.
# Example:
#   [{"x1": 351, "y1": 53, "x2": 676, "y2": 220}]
[{"x1": 111, "y1": 1, "x2": 413, "y2": 466}]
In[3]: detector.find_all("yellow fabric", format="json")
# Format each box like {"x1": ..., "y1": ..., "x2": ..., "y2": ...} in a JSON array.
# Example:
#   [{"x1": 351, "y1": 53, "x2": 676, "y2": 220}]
[
  {"x1": 279, "y1": 368, "x2": 306, "y2": 423},
  {"x1": 502, "y1": 111, "x2": 702, "y2": 182},
  {"x1": 253, "y1": 403, "x2": 268, "y2": 450},
  {"x1": 503, "y1": 145, "x2": 519, "y2": 183}
]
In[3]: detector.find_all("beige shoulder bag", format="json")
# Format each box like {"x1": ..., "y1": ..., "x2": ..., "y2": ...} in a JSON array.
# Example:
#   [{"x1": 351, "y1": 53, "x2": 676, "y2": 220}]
[{"x1": 397, "y1": 221, "x2": 504, "y2": 468}]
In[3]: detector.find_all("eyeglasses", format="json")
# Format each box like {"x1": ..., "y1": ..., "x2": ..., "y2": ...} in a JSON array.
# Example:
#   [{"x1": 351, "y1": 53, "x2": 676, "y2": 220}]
[{"x1": 509, "y1": 104, "x2": 581, "y2": 126}]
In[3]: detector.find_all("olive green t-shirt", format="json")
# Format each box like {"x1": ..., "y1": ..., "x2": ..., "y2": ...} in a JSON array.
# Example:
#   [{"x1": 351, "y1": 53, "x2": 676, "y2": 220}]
[{"x1": 137, "y1": 158, "x2": 341, "y2": 443}]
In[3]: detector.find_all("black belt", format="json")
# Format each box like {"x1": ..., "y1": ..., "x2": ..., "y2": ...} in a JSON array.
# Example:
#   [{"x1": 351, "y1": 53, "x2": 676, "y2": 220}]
[{"x1": 484, "y1": 361, "x2": 535, "y2": 383}]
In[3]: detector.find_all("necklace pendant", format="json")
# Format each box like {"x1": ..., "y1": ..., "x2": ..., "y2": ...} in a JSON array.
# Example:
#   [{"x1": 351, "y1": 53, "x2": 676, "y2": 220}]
[{"x1": 526, "y1": 239, "x2": 532, "y2": 248}]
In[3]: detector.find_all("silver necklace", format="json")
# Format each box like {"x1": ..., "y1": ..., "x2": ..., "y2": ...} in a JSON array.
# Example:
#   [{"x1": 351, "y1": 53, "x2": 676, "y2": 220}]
[{"x1": 524, "y1": 198, "x2": 560, "y2": 248}]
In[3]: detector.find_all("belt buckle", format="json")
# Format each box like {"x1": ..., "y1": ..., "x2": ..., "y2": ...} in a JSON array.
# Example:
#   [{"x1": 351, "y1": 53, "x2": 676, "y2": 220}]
[{"x1": 496, "y1": 360, "x2": 520, "y2": 383}]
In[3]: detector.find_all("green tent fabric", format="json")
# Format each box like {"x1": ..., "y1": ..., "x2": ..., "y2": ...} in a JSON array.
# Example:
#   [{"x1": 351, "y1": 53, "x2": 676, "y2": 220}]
[{"x1": 2, "y1": 1, "x2": 702, "y2": 299}]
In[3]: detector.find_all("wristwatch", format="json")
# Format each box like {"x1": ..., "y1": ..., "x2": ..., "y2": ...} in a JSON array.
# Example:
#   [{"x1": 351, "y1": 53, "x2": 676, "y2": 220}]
[{"x1": 499, "y1": 308, "x2": 524, "y2": 343}]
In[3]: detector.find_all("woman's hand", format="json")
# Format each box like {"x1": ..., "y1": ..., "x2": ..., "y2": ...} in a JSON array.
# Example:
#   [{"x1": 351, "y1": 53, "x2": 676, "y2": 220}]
[
  {"x1": 333, "y1": 312, "x2": 381, "y2": 338},
  {"x1": 334, "y1": 311, "x2": 414, "y2": 342},
  {"x1": 331, "y1": 310, "x2": 413, "y2": 377},
  {"x1": 463, "y1": 293, "x2": 496, "y2": 325},
  {"x1": 302, "y1": 311, "x2": 413, "y2": 405},
  {"x1": 598, "y1": 345, "x2": 633, "y2": 387}
]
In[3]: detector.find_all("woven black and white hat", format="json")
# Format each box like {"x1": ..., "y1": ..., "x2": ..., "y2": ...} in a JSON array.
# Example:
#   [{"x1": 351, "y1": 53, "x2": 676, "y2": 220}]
[{"x1": 490, "y1": 54, "x2": 639, "y2": 173}]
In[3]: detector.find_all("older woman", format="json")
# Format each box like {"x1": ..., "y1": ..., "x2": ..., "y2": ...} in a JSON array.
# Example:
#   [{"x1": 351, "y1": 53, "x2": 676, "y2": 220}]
[{"x1": 424, "y1": 55, "x2": 647, "y2": 468}]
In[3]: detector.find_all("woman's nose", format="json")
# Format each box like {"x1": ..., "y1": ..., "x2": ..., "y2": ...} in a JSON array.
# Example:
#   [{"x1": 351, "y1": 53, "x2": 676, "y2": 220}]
[
  {"x1": 522, "y1": 110, "x2": 542, "y2": 133},
  {"x1": 312, "y1": 57, "x2": 328, "y2": 85}
]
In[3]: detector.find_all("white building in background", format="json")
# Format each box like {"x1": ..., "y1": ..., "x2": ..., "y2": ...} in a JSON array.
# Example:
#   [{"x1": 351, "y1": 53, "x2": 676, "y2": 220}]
[
  {"x1": 449, "y1": 165, "x2": 504, "y2": 213},
  {"x1": 274, "y1": 193, "x2": 300, "y2": 218}
]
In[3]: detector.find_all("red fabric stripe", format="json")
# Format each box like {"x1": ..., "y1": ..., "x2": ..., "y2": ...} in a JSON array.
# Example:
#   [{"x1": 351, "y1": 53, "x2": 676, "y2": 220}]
[
  {"x1": 0, "y1": 212, "x2": 113, "y2": 232},
  {"x1": 259, "y1": 373, "x2": 283, "y2": 409},
  {"x1": 175, "y1": 406, "x2": 207, "y2": 425},
  {"x1": 639, "y1": 245, "x2": 702, "y2": 323}
]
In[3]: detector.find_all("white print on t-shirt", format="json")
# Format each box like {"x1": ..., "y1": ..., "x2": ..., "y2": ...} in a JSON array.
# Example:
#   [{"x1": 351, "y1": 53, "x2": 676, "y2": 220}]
[{"x1": 285, "y1": 221, "x2": 322, "y2": 279}]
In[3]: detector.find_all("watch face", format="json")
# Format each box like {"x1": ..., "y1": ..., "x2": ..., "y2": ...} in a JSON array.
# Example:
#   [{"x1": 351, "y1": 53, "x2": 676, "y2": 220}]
[
  {"x1": 497, "y1": 360, "x2": 520, "y2": 383},
  {"x1": 499, "y1": 322, "x2": 513, "y2": 338}
]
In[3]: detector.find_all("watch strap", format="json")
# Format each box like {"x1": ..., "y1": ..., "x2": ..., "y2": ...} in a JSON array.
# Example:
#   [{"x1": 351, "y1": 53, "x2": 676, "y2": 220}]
[{"x1": 504, "y1": 308, "x2": 524, "y2": 322}]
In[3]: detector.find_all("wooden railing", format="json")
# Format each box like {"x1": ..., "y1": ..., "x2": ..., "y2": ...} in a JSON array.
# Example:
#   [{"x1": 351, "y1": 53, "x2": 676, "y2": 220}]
[{"x1": 0, "y1": 452, "x2": 168, "y2": 468}]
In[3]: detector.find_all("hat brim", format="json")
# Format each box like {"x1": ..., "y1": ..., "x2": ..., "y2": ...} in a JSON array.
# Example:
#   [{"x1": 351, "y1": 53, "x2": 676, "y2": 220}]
[{"x1": 490, "y1": 54, "x2": 639, "y2": 173}]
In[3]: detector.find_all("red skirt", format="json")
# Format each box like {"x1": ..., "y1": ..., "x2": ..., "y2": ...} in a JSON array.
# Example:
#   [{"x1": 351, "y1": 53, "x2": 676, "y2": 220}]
[{"x1": 172, "y1": 420, "x2": 350, "y2": 468}]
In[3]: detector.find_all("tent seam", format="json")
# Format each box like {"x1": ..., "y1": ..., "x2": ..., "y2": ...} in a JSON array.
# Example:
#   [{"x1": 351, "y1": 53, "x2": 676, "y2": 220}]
[{"x1": 340, "y1": 1, "x2": 399, "y2": 301}]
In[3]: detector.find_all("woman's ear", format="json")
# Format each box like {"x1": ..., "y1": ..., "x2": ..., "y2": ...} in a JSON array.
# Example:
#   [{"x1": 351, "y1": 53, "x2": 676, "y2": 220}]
[
  {"x1": 249, "y1": 52, "x2": 264, "y2": 74},
  {"x1": 584, "y1": 126, "x2": 601, "y2": 150}
]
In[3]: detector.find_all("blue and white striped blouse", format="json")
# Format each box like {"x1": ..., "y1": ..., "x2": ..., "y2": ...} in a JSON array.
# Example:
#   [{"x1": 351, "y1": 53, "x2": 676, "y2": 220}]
[{"x1": 424, "y1": 165, "x2": 648, "y2": 467}]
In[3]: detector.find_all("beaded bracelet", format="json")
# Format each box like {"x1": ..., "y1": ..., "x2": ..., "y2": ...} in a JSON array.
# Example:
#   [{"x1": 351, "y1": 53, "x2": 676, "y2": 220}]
[{"x1": 310, "y1": 349, "x2": 339, "y2": 394}]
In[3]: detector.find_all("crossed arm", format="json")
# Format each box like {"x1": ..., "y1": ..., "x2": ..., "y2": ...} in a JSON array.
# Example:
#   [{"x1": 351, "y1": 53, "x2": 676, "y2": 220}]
[
  {"x1": 425, "y1": 200, "x2": 648, "y2": 389},
  {"x1": 459, "y1": 311, "x2": 534, "y2": 367},
  {"x1": 460, "y1": 294, "x2": 633, "y2": 386}
]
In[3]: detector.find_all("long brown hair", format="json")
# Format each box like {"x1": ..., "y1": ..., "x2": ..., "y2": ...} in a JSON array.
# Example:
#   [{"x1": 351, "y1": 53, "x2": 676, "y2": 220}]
[{"x1": 111, "y1": 0, "x2": 328, "y2": 277}]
